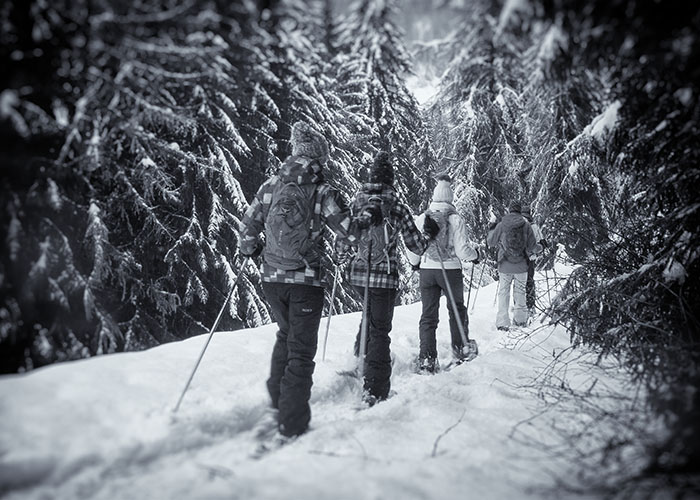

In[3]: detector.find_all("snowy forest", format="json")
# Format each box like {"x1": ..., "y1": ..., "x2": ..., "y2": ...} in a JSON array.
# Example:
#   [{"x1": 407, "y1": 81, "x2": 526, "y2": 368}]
[{"x1": 1, "y1": 0, "x2": 698, "y2": 496}]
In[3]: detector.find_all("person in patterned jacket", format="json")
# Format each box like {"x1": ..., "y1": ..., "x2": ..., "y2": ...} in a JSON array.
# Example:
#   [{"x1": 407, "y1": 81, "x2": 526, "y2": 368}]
[
  {"x1": 240, "y1": 121, "x2": 372, "y2": 438},
  {"x1": 337, "y1": 151, "x2": 439, "y2": 406}
]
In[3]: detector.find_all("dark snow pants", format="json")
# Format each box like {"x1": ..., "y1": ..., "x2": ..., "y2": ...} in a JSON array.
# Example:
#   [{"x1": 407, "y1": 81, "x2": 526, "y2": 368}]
[
  {"x1": 526, "y1": 259, "x2": 536, "y2": 310},
  {"x1": 418, "y1": 268, "x2": 469, "y2": 360},
  {"x1": 262, "y1": 282, "x2": 323, "y2": 437},
  {"x1": 353, "y1": 286, "x2": 397, "y2": 401}
]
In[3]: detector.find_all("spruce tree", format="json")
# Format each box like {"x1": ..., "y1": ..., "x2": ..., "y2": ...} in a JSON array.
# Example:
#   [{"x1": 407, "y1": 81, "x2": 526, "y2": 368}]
[
  {"x1": 1, "y1": 0, "x2": 274, "y2": 371},
  {"x1": 337, "y1": 0, "x2": 431, "y2": 208}
]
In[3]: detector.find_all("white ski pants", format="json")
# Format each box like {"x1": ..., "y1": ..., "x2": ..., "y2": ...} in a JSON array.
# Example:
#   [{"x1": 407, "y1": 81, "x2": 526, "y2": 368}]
[{"x1": 496, "y1": 272, "x2": 528, "y2": 328}]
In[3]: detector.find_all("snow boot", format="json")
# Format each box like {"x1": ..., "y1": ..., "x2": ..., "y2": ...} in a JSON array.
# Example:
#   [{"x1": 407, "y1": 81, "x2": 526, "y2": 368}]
[{"x1": 417, "y1": 356, "x2": 439, "y2": 374}]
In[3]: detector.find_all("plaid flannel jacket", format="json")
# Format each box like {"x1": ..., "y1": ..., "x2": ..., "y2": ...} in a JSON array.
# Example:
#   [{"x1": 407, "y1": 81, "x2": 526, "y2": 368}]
[
  {"x1": 240, "y1": 156, "x2": 357, "y2": 287},
  {"x1": 337, "y1": 183, "x2": 428, "y2": 289}
]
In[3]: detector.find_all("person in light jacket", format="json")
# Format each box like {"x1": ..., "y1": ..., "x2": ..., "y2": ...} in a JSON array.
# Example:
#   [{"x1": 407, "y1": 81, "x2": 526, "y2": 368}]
[{"x1": 408, "y1": 175, "x2": 480, "y2": 373}]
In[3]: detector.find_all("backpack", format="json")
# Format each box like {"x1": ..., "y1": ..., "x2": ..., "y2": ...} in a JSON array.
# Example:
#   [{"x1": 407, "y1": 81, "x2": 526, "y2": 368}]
[
  {"x1": 264, "y1": 179, "x2": 321, "y2": 270},
  {"x1": 501, "y1": 220, "x2": 528, "y2": 263},
  {"x1": 356, "y1": 195, "x2": 398, "y2": 271},
  {"x1": 424, "y1": 207, "x2": 457, "y2": 261}
]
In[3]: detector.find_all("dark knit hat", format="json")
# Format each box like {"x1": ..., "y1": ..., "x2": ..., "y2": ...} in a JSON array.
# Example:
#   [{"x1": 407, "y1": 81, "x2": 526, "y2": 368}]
[
  {"x1": 290, "y1": 121, "x2": 329, "y2": 163},
  {"x1": 370, "y1": 151, "x2": 394, "y2": 185},
  {"x1": 509, "y1": 200, "x2": 522, "y2": 213}
]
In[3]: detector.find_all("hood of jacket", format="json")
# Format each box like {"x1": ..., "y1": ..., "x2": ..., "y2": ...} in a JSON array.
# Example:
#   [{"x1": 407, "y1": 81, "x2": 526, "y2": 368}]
[
  {"x1": 356, "y1": 182, "x2": 399, "y2": 206},
  {"x1": 428, "y1": 201, "x2": 456, "y2": 213},
  {"x1": 278, "y1": 155, "x2": 324, "y2": 185},
  {"x1": 500, "y1": 212, "x2": 526, "y2": 232}
]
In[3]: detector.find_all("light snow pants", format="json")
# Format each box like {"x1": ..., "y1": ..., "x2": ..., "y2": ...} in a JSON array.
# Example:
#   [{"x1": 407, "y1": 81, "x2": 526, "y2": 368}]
[
  {"x1": 496, "y1": 272, "x2": 528, "y2": 328},
  {"x1": 262, "y1": 282, "x2": 323, "y2": 437}
]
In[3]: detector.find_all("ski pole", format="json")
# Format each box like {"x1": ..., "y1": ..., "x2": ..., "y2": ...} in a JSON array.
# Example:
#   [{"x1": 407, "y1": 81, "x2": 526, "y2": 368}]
[
  {"x1": 493, "y1": 279, "x2": 499, "y2": 308},
  {"x1": 435, "y1": 245, "x2": 469, "y2": 349},
  {"x1": 544, "y1": 268, "x2": 552, "y2": 305},
  {"x1": 321, "y1": 266, "x2": 339, "y2": 361},
  {"x1": 470, "y1": 262, "x2": 487, "y2": 312},
  {"x1": 465, "y1": 262, "x2": 475, "y2": 315},
  {"x1": 358, "y1": 239, "x2": 372, "y2": 385},
  {"x1": 173, "y1": 257, "x2": 251, "y2": 413}
]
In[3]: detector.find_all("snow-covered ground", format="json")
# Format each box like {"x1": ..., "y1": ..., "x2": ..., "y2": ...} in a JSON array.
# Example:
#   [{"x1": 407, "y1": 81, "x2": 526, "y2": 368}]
[{"x1": 0, "y1": 264, "x2": 625, "y2": 499}]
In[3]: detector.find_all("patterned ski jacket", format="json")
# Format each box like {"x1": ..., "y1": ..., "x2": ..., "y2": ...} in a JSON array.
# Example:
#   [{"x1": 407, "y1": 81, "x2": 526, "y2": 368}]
[
  {"x1": 407, "y1": 201, "x2": 478, "y2": 270},
  {"x1": 240, "y1": 155, "x2": 358, "y2": 287},
  {"x1": 337, "y1": 183, "x2": 429, "y2": 289},
  {"x1": 486, "y1": 211, "x2": 542, "y2": 274}
]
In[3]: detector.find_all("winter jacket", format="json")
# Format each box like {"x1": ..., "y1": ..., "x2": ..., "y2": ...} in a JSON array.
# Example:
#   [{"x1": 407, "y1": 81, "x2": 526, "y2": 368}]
[
  {"x1": 486, "y1": 211, "x2": 542, "y2": 274},
  {"x1": 407, "y1": 201, "x2": 478, "y2": 270},
  {"x1": 337, "y1": 183, "x2": 429, "y2": 289},
  {"x1": 240, "y1": 155, "x2": 358, "y2": 287}
]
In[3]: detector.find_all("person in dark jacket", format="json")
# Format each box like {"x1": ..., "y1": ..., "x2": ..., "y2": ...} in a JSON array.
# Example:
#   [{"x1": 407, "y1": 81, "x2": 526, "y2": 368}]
[
  {"x1": 337, "y1": 151, "x2": 438, "y2": 405},
  {"x1": 486, "y1": 201, "x2": 542, "y2": 330},
  {"x1": 240, "y1": 121, "x2": 370, "y2": 438}
]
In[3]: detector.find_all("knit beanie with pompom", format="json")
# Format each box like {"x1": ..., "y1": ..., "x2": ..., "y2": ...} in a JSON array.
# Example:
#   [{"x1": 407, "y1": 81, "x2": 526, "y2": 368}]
[
  {"x1": 290, "y1": 121, "x2": 329, "y2": 164},
  {"x1": 369, "y1": 151, "x2": 394, "y2": 185},
  {"x1": 432, "y1": 174, "x2": 454, "y2": 203}
]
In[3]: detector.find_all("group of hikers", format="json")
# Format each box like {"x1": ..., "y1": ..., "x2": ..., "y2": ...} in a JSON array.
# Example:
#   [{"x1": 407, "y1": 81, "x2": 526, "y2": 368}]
[{"x1": 239, "y1": 121, "x2": 549, "y2": 440}]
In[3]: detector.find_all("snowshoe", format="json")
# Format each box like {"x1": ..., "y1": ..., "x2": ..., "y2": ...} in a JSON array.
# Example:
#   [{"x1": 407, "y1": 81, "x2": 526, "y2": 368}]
[
  {"x1": 250, "y1": 432, "x2": 296, "y2": 460},
  {"x1": 453, "y1": 339, "x2": 478, "y2": 364},
  {"x1": 336, "y1": 366, "x2": 360, "y2": 379},
  {"x1": 252, "y1": 408, "x2": 279, "y2": 441}
]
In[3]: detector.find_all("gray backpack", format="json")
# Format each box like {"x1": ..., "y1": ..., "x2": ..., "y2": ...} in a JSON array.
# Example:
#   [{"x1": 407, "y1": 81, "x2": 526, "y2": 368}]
[
  {"x1": 356, "y1": 195, "x2": 398, "y2": 270},
  {"x1": 424, "y1": 207, "x2": 457, "y2": 261},
  {"x1": 501, "y1": 220, "x2": 528, "y2": 263},
  {"x1": 264, "y1": 180, "x2": 321, "y2": 270}
]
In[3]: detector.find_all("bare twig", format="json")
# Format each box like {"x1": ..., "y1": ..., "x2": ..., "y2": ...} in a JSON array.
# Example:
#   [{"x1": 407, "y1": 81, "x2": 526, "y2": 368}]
[{"x1": 431, "y1": 409, "x2": 467, "y2": 458}]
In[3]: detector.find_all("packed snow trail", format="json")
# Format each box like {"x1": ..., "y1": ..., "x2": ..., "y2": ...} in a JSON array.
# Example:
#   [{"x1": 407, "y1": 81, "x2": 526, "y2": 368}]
[{"x1": 1, "y1": 266, "x2": 613, "y2": 499}]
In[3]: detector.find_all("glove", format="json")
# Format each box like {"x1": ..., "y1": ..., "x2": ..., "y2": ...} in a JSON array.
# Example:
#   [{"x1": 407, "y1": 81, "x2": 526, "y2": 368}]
[
  {"x1": 357, "y1": 205, "x2": 382, "y2": 229},
  {"x1": 470, "y1": 248, "x2": 480, "y2": 265},
  {"x1": 241, "y1": 242, "x2": 263, "y2": 259},
  {"x1": 423, "y1": 214, "x2": 440, "y2": 240},
  {"x1": 332, "y1": 251, "x2": 351, "y2": 267},
  {"x1": 539, "y1": 238, "x2": 548, "y2": 249}
]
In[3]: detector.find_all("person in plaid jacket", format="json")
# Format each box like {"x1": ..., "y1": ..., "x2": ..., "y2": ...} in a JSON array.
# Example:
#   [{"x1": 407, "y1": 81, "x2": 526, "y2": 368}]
[
  {"x1": 337, "y1": 151, "x2": 439, "y2": 405},
  {"x1": 240, "y1": 121, "x2": 372, "y2": 438}
]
